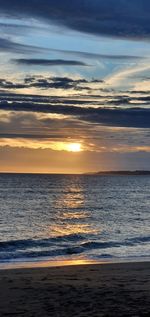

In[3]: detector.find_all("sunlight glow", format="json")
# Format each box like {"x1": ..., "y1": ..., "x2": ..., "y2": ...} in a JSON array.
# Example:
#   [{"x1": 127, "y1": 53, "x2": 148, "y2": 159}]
[{"x1": 67, "y1": 143, "x2": 82, "y2": 152}]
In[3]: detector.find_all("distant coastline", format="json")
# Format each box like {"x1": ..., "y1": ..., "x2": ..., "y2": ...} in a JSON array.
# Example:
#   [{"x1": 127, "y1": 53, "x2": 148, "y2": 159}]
[{"x1": 85, "y1": 170, "x2": 150, "y2": 176}]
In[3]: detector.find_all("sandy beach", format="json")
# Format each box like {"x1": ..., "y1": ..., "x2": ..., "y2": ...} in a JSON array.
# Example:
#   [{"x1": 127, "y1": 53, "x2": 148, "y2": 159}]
[{"x1": 0, "y1": 261, "x2": 150, "y2": 317}]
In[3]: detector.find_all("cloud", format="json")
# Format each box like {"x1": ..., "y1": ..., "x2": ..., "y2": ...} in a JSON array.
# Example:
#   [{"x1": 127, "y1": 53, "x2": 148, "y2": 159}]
[
  {"x1": 12, "y1": 58, "x2": 90, "y2": 67},
  {"x1": 0, "y1": 0, "x2": 150, "y2": 40},
  {"x1": 0, "y1": 76, "x2": 150, "y2": 109},
  {"x1": 106, "y1": 63, "x2": 150, "y2": 88},
  {"x1": 0, "y1": 110, "x2": 149, "y2": 158},
  {"x1": 47, "y1": 47, "x2": 145, "y2": 61},
  {"x1": 0, "y1": 37, "x2": 48, "y2": 54},
  {"x1": 0, "y1": 22, "x2": 41, "y2": 36},
  {"x1": 0, "y1": 37, "x2": 144, "y2": 62},
  {"x1": 0, "y1": 76, "x2": 103, "y2": 91},
  {"x1": 0, "y1": 79, "x2": 28, "y2": 89},
  {"x1": 1, "y1": 100, "x2": 150, "y2": 129},
  {"x1": 0, "y1": 38, "x2": 145, "y2": 61}
]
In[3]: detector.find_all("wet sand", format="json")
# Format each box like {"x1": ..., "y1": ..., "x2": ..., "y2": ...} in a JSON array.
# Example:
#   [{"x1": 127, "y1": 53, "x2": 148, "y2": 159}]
[{"x1": 0, "y1": 261, "x2": 150, "y2": 317}]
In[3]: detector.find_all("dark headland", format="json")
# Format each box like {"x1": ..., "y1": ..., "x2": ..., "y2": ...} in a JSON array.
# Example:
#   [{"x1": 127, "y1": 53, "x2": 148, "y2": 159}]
[{"x1": 85, "y1": 170, "x2": 150, "y2": 176}]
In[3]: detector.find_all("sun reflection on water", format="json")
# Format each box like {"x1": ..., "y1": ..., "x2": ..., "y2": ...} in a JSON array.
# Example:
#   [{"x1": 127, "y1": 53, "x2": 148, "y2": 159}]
[
  {"x1": 50, "y1": 180, "x2": 98, "y2": 237},
  {"x1": 52, "y1": 223, "x2": 96, "y2": 237},
  {"x1": 55, "y1": 192, "x2": 84, "y2": 209},
  {"x1": 60, "y1": 211, "x2": 91, "y2": 220}
]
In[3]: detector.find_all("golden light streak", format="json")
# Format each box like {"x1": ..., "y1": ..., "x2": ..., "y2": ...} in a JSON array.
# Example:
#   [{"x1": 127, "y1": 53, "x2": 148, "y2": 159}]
[
  {"x1": 1, "y1": 138, "x2": 150, "y2": 153},
  {"x1": 0, "y1": 139, "x2": 83, "y2": 152}
]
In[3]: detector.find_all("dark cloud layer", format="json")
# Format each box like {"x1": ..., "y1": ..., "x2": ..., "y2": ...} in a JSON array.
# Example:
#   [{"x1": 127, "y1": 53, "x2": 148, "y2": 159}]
[
  {"x1": 0, "y1": 0, "x2": 150, "y2": 39},
  {"x1": 0, "y1": 76, "x2": 150, "y2": 107},
  {"x1": 1, "y1": 101, "x2": 150, "y2": 129},
  {"x1": 0, "y1": 133, "x2": 66, "y2": 139},
  {"x1": 12, "y1": 58, "x2": 89, "y2": 67},
  {"x1": 0, "y1": 75, "x2": 150, "y2": 114},
  {"x1": 0, "y1": 76, "x2": 103, "y2": 91}
]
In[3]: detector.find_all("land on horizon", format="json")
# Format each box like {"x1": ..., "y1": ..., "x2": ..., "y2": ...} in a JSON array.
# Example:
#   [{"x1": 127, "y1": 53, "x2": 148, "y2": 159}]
[{"x1": 85, "y1": 170, "x2": 150, "y2": 176}]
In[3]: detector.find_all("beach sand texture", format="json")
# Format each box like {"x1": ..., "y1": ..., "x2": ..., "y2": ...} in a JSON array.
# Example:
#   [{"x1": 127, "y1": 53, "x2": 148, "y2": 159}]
[{"x1": 0, "y1": 262, "x2": 150, "y2": 317}]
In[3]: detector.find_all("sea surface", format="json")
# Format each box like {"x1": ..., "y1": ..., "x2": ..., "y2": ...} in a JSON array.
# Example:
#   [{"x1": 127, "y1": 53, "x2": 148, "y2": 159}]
[{"x1": 0, "y1": 173, "x2": 150, "y2": 264}]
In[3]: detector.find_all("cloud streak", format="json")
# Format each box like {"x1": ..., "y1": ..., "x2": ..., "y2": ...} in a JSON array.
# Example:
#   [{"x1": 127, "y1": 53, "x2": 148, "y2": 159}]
[
  {"x1": 0, "y1": 37, "x2": 48, "y2": 54},
  {"x1": 12, "y1": 58, "x2": 90, "y2": 67},
  {"x1": 0, "y1": 0, "x2": 150, "y2": 40},
  {"x1": 47, "y1": 47, "x2": 145, "y2": 61}
]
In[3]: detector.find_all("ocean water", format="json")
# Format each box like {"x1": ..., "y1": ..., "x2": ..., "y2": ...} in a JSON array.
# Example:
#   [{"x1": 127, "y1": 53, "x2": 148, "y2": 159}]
[{"x1": 0, "y1": 173, "x2": 150, "y2": 264}]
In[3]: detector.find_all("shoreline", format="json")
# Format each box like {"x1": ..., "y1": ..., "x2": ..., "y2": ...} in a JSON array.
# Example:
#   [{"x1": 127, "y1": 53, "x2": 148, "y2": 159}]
[
  {"x1": 0, "y1": 261, "x2": 150, "y2": 316},
  {"x1": 0, "y1": 256, "x2": 150, "y2": 271}
]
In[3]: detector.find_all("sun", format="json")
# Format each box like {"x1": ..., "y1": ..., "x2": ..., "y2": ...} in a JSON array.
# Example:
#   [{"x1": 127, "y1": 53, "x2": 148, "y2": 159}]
[{"x1": 67, "y1": 143, "x2": 82, "y2": 152}]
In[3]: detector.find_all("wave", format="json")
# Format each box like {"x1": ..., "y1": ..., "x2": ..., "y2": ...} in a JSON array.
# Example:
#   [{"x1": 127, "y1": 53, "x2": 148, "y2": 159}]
[
  {"x1": 1, "y1": 234, "x2": 150, "y2": 251},
  {"x1": 126, "y1": 236, "x2": 150, "y2": 244},
  {"x1": 0, "y1": 234, "x2": 150, "y2": 261},
  {"x1": 0, "y1": 233, "x2": 87, "y2": 251}
]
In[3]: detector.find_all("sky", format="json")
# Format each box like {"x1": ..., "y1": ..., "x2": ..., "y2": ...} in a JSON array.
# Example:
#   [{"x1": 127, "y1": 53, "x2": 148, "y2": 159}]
[{"x1": 0, "y1": 0, "x2": 150, "y2": 173}]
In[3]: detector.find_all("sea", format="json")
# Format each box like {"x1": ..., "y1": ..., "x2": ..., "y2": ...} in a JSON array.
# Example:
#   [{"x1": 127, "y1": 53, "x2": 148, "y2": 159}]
[{"x1": 0, "y1": 173, "x2": 150, "y2": 265}]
